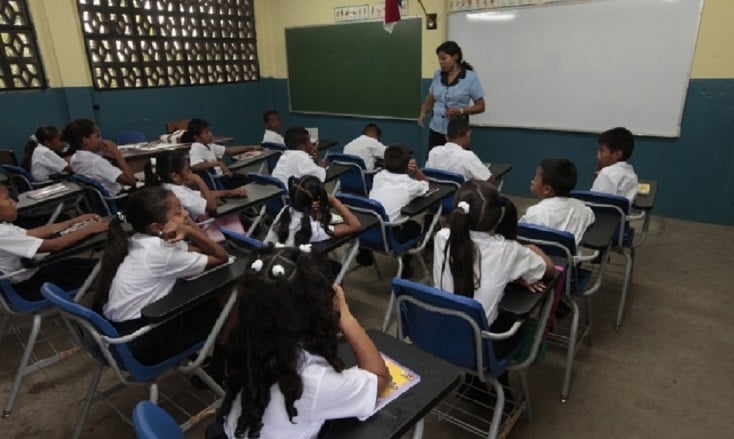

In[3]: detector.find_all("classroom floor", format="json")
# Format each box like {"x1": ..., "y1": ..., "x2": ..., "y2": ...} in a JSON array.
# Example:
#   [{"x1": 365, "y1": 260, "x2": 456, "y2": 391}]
[{"x1": 2, "y1": 197, "x2": 733, "y2": 439}]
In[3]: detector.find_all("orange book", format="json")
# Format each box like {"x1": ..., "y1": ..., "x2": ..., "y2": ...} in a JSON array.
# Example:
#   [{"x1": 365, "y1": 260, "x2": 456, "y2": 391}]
[{"x1": 374, "y1": 353, "x2": 421, "y2": 413}]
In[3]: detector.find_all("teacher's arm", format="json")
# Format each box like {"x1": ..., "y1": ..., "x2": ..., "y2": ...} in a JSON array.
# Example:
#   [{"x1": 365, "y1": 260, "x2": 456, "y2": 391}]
[
  {"x1": 445, "y1": 97, "x2": 486, "y2": 119},
  {"x1": 418, "y1": 93, "x2": 435, "y2": 127}
]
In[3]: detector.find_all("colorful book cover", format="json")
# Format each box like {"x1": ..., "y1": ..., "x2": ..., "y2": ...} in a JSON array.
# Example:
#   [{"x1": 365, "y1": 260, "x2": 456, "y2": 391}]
[{"x1": 374, "y1": 352, "x2": 421, "y2": 413}]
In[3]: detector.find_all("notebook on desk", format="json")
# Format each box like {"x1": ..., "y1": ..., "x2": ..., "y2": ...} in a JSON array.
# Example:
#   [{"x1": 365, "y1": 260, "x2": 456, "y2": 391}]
[
  {"x1": 638, "y1": 183, "x2": 651, "y2": 195},
  {"x1": 373, "y1": 353, "x2": 421, "y2": 414},
  {"x1": 26, "y1": 183, "x2": 70, "y2": 200}
]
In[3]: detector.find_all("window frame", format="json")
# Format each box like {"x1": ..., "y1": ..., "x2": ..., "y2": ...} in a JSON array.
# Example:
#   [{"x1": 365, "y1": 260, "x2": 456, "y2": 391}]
[{"x1": 0, "y1": 0, "x2": 48, "y2": 91}]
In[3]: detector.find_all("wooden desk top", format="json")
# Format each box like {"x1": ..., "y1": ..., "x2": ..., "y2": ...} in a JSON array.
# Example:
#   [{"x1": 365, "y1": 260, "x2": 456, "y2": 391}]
[
  {"x1": 229, "y1": 148, "x2": 280, "y2": 171},
  {"x1": 488, "y1": 162, "x2": 513, "y2": 180},
  {"x1": 400, "y1": 183, "x2": 457, "y2": 217},
  {"x1": 214, "y1": 182, "x2": 284, "y2": 217},
  {"x1": 117, "y1": 136, "x2": 234, "y2": 161},
  {"x1": 16, "y1": 182, "x2": 84, "y2": 212},
  {"x1": 634, "y1": 179, "x2": 657, "y2": 210}
]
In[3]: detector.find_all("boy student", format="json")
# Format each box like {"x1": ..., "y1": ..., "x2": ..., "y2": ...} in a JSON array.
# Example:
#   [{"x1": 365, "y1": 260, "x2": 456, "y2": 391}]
[
  {"x1": 261, "y1": 110, "x2": 285, "y2": 145},
  {"x1": 271, "y1": 126, "x2": 326, "y2": 187},
  {"x1": 520, "y1": 158, "x2": 595, "y2": 245},
  {"x1": 186, "y1": 118, "x2": 261, "y2": 188},
  {"x1": 342, "y1": 123, "x2": 388, "y2": 171},
  {"x1": 425, "y1": 118, "x2": 492, "y2": 182},
  {"x1": 591, "y1": 127, "x2": 638, "y2": 202},
  {"x1": 0, "y1": 183, "x2": 108, "y2": 300}
]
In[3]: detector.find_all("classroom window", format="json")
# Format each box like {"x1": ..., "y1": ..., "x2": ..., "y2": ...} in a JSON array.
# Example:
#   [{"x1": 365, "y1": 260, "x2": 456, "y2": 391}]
[
  {"x1": 0, "y1": 0, "x2": 47, "y2": 91},
  {"x1": 76, "y1": 0, "x2": 259, "y2": 89}
]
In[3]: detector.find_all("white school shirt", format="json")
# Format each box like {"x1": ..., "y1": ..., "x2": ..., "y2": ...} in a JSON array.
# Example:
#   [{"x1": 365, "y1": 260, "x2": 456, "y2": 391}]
[
  {"x1": 519, "y1": 197, "x2": 595, "y2": 246},
  {"x1": 369, "y1": 170, "x2": 429, "y2": 222},
  {"x1": 31, "y1": 144, "x2": 67, "y2": 181},
  {"x1": 103, "y1": 234, "x2": 208, "y2": 322},
  {"x1": 271, "y1": 150, "x2": 326, "y2": 187},
  {"x1": 425, "y1": 142, "x2": 491, "y2": 182},
  {"x1": 223, "y1": 350, "x2": 378, "y2": 439},
  {"x1": 189, "y1": 142, "x2": 227, "y2": 175},
  {"x1": 591, "y1": 161, "x2": 638, "y2": 203},
  {"x1": 262, "y1": 129, "x2": 285, "y2": 145},
  {"x1": 342, "y1": 135, "x2": 388, "y2": 171},
  {"x1": 263, "y1": 207, "x2": 335, "y2": 246},
  {"x1": 162, "y1": 183, "x2": 208, "y2": 219},
  {"x1": 433, "y1": 229, "x2": 547, "y2": 324},
  {"x1": 0, "y1": 223, "x2": 43, "y2": 282},
  {"x1": 70, "y1": 150, "x2": 123, "y2": 195}
]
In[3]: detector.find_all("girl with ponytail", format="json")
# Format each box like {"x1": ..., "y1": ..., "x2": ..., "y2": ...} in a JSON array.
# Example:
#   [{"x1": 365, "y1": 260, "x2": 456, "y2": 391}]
[{"x1": 21, "y1": 126, "x2": 71, "y2": 180}]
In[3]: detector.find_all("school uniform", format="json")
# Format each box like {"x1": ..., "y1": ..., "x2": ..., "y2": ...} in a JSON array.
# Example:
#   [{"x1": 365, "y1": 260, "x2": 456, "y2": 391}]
[
  {"x1": 162, "y1": 183, "x2": 208, "y2": 218},
  {"x1": 369, "y1": 170, "x2": 429, "y2": 222},
  {"x1": 30, "y1": 144, "x2": 67, "y2": 181},
  {"x1": 223, "y1": 350, "x2": 377, "y2": 439},
  {"x1": 0, "y1": 222, "x2": 96, "y2": 301},
  {"x1": 264, "y1": 207, "x2": 334, "y2": 246},
  {"x1": 262, "y1": 129, "x2": 285, "y2": 145},
  {"x1": 428, "y1": 68, "x2": 484, "y2": 148},
  {"x1": 425, "y1": 142, "x2": 491, "y2": 181},
  {"x1": 433, "y1": 228, "x2": 547, "y2": 324},
  {"x1": 519, "y1": 197, "x2": 595, "y2": 245},
  {"x1": 271, "y1": 150, "x2": 326, "y2": 187},
  {"x1": 591, "y1": 161, "x2": 638, "y2": 202},
  {"x1": 342, "y1": 135, "x2": 388, "y2": 171},
  {"x1": 189, "y1": 142, "x2": 250, "y2": 188},
  {"x1": 70, "y1": 149, "x2": 123, "y2": 195}
]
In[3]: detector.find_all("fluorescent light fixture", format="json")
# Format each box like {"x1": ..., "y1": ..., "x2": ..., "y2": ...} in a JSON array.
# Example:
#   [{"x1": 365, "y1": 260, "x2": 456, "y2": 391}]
[{"x1": 467, "y1": 11, "x2": 517, "y2": 22}]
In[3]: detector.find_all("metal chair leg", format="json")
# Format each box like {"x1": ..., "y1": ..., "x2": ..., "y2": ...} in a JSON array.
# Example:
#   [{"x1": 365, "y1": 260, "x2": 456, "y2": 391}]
[
  {"x1": 381, "y1": 258, "x2": 404, "y2": 332},
  {"x1": 488, "y1": 377, "x2": 504, "y2": 439},
  {"x1": 0, "y1": 313, "x2": 9, "y2": 340},
  {"x1": 73, "y1": 362, "x2": 104, "y2": 439},
  {"x1": 519, "y1": 370, "x2": 532, "y2": 421},
  {"x1": 411, "y1": 419, "x2": 425, "y2": 439},
  {"x1": 561, "y1": 300, "x2": 580, "y2": 403},
  {"x1": 615, "y1": 249, "x2": 634, "y2": 330},
  {"x1": 3, "y1": 314, "x2": 42, "y2": 417}
]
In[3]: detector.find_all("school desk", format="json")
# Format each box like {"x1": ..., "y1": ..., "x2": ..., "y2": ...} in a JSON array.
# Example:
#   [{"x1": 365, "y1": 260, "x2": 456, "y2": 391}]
[
  {"x1": 116, "y1": 136, "x2": 234, "y2": 173},
  {"x1": 16, "y1": 182, "x2": 85, "y2": 221},
  {"x1": 325, "y1": 163, "x2": 352, "y2": 183},
  {"x1": 400, "y1": 183, "x2": 457, "y2": 217},
  {"x1": 228, "y1": 148, "x2": 280, "y2": 174},
  {"x1": 317, "y1": 139, "x2": 339, "y2": 152},
  {"x1": 320, "y1": 329, "x2": 461, "y2": 439},
  {"x1": 213, "y1": 182, "x2": 285, "y2": 217}
]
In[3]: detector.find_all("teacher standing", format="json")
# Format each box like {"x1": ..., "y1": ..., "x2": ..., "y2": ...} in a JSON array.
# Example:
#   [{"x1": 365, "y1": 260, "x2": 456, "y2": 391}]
[{"x1": 418, "y1": 41, "x2": 485, "y2": 150}]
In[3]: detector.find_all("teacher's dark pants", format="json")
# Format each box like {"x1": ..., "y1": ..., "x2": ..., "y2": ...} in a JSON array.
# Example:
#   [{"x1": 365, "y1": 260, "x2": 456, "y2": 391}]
[{"x1": 428, "y1": 129, "x2": 446, "y2": 151}]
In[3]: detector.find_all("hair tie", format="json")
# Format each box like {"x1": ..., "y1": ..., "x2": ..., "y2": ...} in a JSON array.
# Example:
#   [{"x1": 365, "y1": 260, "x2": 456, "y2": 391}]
[
  {"x1": 116, "y1": 211, "x2": 127, "y2": 223},
  {"x1": 150, "y1": 157, "x2": 157, "y2": 174},
  {"x1": 457, "y1": 201, "x2": 470, "y2": 214},
  {"x1": 250, "y1": 259, "x2": 264, "y2": 272},
  {"x1": 29, "y1": 134, "x2": 38, "y2": 143},
  {"x1": 271, "y1": 264, "x2": 285, "y2": 277},
  {"x1": 274, "y1": 242, "x2": 286, "y2": 249},
  {"x1": 298, "y1": 244, "x2": 312, "y2": 254}
]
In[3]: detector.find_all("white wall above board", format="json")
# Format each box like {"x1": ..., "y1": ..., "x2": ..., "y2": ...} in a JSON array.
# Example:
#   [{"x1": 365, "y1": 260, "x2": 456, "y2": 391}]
[{"x1": 447, "y1": 0, "x2": 704, "y2": 137}]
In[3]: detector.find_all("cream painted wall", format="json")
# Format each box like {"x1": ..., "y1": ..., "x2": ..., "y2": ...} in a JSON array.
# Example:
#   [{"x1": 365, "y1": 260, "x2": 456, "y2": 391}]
[{"x1": 690, "y1": 0, "x2": 734, "y2": 78}]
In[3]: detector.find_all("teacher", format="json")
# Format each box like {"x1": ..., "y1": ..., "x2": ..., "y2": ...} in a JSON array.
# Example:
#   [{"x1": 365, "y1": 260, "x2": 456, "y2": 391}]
[{"x1": 418, "y1": 41, "x2": 485, "y2": 150}]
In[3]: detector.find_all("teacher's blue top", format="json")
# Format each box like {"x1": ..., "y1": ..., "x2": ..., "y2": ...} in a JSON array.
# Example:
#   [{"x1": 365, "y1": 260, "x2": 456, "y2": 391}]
[{"x1": 428, "y1": 68, "x2": 484, "y2": 134}]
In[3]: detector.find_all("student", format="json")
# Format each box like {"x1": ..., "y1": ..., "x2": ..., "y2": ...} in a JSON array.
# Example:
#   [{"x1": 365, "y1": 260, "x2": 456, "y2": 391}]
[
  {"x1": 93, "y1": 187, "x2": 230, "y2": 366},
  {"x1": 144, "y1": 151, "x2": 247, "y2": 241},
  {"x1": 261, "y1": 109, "x2": 285, "y2": 145},
  {"x1": 215, "y1": 248, "x2": 390, "y2": 438},
  {"x1": 21, "y1": 126, "x2": 72, "y2": 181},
  {"x1": 271, "y1": 126, "x2": 326, "y2": 187},
  {"x1": 342, "y1": 123, "x2": 388, "y2": 171},
  {"x1": 264, "y1": 175, "x2": 361, "y2": 246},
  {"x1": 591, "y1": 127, "x2": 639, "y2": 202},
  {"x1": 425, "y1": 118, "x2": 492, "y2": 182},
  {"x1": 186, "y1": 118, "x2": 261, "y2": 188},
  {"x1": 0, "y1": 184, "x2": 107, "y2": 300},
  {"x1": 434, "y1": 181, "x2": 555, "y2": 330},
  {"x1": 66, "y1": 119, "x2": 137, "y2": 195},
  {"x1": 520, "y1": 158, "x2": 595, "y2": 245}
]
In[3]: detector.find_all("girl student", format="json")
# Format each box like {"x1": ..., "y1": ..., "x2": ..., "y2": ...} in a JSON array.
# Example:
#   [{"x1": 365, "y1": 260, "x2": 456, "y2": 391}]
[
  {"x1": 92, "y1": 187, "x2": 230, "y2": 367},
  {"x1": 263, "y1": 175, "x2": 361, "y2": 247},
  {"x1": 20, "y1": 126, "x2": 72, "y2": 181},
  {"x1": 213, "y1": 248, "x2": 390, "y2": 439},
  {"x1": 433, "y1": 180, "x2": 555, "y2": 354},
  {"x1": 144, "y1": 150, "x2": 247, "y2": 241}
]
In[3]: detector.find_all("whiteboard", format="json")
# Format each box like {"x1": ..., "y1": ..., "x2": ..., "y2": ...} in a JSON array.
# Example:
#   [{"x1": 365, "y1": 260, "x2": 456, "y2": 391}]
[{"x1": 447, "y1": 0, "x2": 703, "y2": 137}]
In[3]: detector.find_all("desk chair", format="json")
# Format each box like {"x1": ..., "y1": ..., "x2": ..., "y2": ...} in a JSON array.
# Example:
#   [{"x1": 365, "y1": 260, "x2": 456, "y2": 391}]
[
  {"x1": 0, "y1": 164, "x2": 55, "y2": 193},
  {"x1": 335, "y1": 193, "x2": 436, "y2": 332},
  {"x1": 393, "y1": 278, "x2": 553, "y2": 439},
  {"x1": 421, "y1": 168, "x2": 465, "y2": 214},
  {"x1": 41, "y1": 282, "x2": 235, "y2": 438},
  {"x1": 194, "y1": 169, "x2": 226, "y2": 191},
  {"x1": 245, "y1": 173, "x2": 290, "y2": 232},
  {"x1": 257, "y1": 143, "x2": 284, "y2": 174},
  {"x1": 116, "y1": 130, "x2": 147, "y2": 145},
  {"x1": 325, "y1": 153, "x2": 373, "y2": 196},
  {"x1": 133, "y1": 401, "x2": 184, "y2": 439},
  {"x1": 570, "y1": 190, "x2": 645, "y2": 329},
  {"x1": 0, "y1": 269, "x2": 96, "y2": 417},
  {"x1": 517, "y1": 223, "x2": 606, "y2": 403},
  {"x1": 0, "y1": 149, "x2": 18, "y2": 166},
  {"x1": 71, "y1": 174, "x2": 129, "y2": 216},
  {"x1": 219, "y1": 227, "x2": 267, "y2": 251}
]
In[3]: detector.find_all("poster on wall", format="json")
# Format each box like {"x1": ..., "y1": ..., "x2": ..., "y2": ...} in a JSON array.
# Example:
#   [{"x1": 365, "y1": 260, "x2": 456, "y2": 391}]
[{"x1": 448, "y1": 0, "x2": 588, "y2": 12}]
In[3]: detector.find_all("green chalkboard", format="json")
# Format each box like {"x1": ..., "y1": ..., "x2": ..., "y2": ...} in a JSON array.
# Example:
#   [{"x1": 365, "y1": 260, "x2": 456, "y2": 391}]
[{"x1": 285, "y1": 18, "x2": 421, "y2": 119}]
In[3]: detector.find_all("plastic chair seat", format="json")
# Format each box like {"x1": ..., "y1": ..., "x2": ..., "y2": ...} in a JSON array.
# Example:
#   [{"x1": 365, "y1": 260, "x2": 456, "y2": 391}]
[{"x1": 133, "y1": 401, "x2": 184, "y2": 439}]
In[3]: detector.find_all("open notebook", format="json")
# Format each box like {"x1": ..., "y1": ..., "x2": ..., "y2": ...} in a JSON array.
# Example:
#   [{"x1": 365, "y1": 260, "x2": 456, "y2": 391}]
[{"x1": 373, "y1": 353, "x2": 421, "y2": 414}]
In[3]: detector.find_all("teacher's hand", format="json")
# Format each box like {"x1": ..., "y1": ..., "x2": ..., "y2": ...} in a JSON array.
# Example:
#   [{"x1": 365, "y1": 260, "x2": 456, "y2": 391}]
[
  {"x1": 417, "y1": 113, "x2": 426, "y2": 127},
  {"x1": 445, "y1": 107, "x2": 463, "y2": 118}
]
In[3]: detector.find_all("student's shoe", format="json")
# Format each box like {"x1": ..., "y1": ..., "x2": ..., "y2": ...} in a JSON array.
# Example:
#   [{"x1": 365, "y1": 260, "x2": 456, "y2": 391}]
[{"x1": 356, "y1": 249, "x2": 374, "y2": 266}]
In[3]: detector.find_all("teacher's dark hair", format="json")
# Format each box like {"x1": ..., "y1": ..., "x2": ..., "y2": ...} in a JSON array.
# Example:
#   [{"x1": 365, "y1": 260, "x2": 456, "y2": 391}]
[{"x1": 436, "y1": 41, "x2": 473, "y2": 71}]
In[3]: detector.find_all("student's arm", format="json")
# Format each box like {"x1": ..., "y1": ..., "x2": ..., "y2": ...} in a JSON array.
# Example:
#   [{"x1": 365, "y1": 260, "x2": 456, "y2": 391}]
[
  {"x1": 526, "y1": 244, "x2": 557, "y2": 277},
  {"x1": 328, "y1": 194, "x2": 361, "y2": 237},
  {"x1": 162, "y1": 221, "x2": 229, "y2": 268},
  {"x1": 335, "y1": 284, "x2": 390, "y2": 395},
  {"x1": 225, "y1": 144, "x2": 263, "y2": 155},
  {"x1": 35, "y1": 218, "x2": 109, "y2": 253},
  {"x1": 190, "y1": 160, "x2": 230, "y2": 174},
  {"x1": 102, "y1": 140, "x2": 137, "y2": 186},
  {"x1": 27, "y1": 214, "x2": 102, "y2": 239},
  {"x1": 418, "y1": 94, "x2": 435, "y2": 127},
  {"x1": 408, "y1": 159, "x2": 427, "y2": 181}
]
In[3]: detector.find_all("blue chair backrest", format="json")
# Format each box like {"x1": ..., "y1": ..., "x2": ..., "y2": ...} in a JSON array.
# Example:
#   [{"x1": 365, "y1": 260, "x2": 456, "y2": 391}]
[
  {"x1": 71, "y1": 174, "x2": 121, "y2": 215},
  {"x1": 327, "y1": 153, "x2": 371, "y2": 196},
  {"x1": 247, "y1": 173, "x2": 289, "y2": 216},
  {"x1": 0, "y1": 270, "x2": 69, "y2": 314},
  {"x1": 1, "y1": 164, "x2": 35, "y2": 193},
  {"x1": 335, "y1": 193, "x2": 415, "y2": 255},
  {"x1": 517, "y1": 223, "x2": 577, "y2": 260},
  {"x1": 219, "y1": 227, "x2": 266, "y2": 251},
  {"x1": 116, "y1": 130, "x2": 147, "y2": 145},
  {"x1": 393, "y1": 278, "x2": 513, "y2": 378},
  {"x1": 570, "y1": 190, "x2": 632, "y2": 246},
  {"x1": 133, "y1": 401, "x2": 184, "y2": 439},
  {"x1": 194, "y1": 169, "x2": 225, "y2": 190},
  {"x1": 422, "y1": 168, "x2": 465, "y2": 213}
]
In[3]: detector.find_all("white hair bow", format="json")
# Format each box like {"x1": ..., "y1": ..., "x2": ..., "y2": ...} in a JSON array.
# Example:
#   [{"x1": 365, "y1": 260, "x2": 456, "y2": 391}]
[{"x1": 457, "y1": 201, "x2": 471, "y2": 214}]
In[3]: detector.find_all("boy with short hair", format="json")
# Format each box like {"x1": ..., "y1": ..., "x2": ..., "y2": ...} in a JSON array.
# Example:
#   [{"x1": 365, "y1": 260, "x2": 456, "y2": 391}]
[
  {"x1": 426, "y1": 118, "x2": 492, "y2": 182},
  {"x1": 261, "y1": 110, "x2": 285, "y2": 145},
  {"x1": 342, "y1": 123, "x2": 388, "y2": 171},
  {"x1": 271, "y1": 126, "x2": 326, "y2": 187},
  {"x1": 520, "y1": 158, "x2": 595, "y2": 245},
  {"x1": 591, "y1": 127, "x2": 638, "y2": 202}
]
